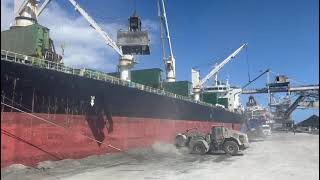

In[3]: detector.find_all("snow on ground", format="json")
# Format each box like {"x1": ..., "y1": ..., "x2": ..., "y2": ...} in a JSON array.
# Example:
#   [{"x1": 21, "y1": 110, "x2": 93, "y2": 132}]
[{"x1": 1, "y1": 132, "x2": 319, "y2": 180}]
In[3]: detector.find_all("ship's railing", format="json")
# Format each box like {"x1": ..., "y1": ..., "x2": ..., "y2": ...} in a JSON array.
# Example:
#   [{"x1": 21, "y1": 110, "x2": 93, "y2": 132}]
[{"x1": 1, "y1": 50, "x2": 215, "y2": 108}]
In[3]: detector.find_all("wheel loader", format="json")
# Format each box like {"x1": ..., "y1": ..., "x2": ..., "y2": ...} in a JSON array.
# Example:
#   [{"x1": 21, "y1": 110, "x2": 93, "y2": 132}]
[{"x1": 175, "y1": 125, "x2": 249, "y2": 155}]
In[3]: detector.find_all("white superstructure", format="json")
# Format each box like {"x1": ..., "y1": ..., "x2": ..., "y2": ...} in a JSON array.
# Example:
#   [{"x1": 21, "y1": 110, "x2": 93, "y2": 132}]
[{"x1": 204, "y1": 83, "x2": 243, "y2": 112}]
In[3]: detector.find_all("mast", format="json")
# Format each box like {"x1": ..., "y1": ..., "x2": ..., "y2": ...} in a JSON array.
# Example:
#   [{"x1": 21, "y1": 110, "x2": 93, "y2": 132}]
[
  {"x1": 157, "y1": 0, "x2": 176, "y2": 82},
  {"x1": 14, "y1": 0, "x2": 38, "y2": 27}
]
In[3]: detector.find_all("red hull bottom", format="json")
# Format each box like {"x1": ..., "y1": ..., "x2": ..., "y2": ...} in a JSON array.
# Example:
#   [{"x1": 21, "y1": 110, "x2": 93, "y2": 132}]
[{"x1": 1, "y1": 112, "x2": 240, "y2": 167}]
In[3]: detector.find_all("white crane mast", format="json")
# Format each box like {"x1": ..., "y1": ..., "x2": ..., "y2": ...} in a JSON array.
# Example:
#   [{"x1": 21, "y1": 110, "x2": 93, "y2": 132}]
[
  {"x1": 157, "y1": 0, "x2": 176, "y2": 82},
  {"x1": 14, "y1": 0, "x2": 52, "y2": 26},
  {"x1": 14, "y1": 0, "x2": 123, "y2": 56},
  {"x1": 15, "y1": 0, "x2": 30, "y2": 17},
  {"x1": 192, "y1": 43, "x2": 247, "y2": 101},
  {"x1": 14, "y1": 0, "x2": 38, "y2": 26},
  {"x1": 37, "y1": 0, "x2": 52, "y2": 17},
  {"x1": 200, "y1": 43, "x2": 247, "y2": 86},
  {"x1": 19, "y1": 0, "x2": 135, "y2": 81},
  {"x1": 15, "y1": 0, "x2": 153, "y2": 82},
  {"x1": 68, "y1": 0, "x2": 136, "y2": 81}
]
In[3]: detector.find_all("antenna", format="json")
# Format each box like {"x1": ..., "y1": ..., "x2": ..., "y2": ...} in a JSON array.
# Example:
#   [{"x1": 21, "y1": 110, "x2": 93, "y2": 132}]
[
  {"x1": 60, "y1": 42, "x2": 65, "y2": 56},
  {"x1": 245, "y1": 45, "x2": 251, "y2": 82},
  {"x1": 133, "y1": 0, "x2": 137, "y2": 15}
]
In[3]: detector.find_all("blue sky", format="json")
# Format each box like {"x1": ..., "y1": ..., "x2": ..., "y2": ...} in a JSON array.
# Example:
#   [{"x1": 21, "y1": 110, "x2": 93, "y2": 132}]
[{"x1": 1, "y1": 0, "x2": 319, "y2": 122}]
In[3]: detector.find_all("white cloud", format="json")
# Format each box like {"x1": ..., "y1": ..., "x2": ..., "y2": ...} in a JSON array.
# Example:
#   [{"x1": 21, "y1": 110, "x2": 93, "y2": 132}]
[
  {"x1": 37, "y1": 1, "x2": 121, "y2": 71},
  {"x1": 142, "y1": 19, "x2": 160, "y2": 45},
  {"x1": 1, "y1": 0, "x2": 158, "y2": 72},
  {"x1": 1, "y1": 0, "x2": 14, "y2": 30}
]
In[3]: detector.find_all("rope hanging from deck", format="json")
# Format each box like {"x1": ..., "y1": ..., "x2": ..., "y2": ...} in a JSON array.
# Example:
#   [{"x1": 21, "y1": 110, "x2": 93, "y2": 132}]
[{"x1": 1, "y1": 102, "x2": 122, "y2": 152}]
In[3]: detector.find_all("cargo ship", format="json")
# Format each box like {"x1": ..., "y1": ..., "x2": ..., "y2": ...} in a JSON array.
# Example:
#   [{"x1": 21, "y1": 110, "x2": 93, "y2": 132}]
[{"x1": 1, "y1": 0, "x2": 245, "y2": 167}]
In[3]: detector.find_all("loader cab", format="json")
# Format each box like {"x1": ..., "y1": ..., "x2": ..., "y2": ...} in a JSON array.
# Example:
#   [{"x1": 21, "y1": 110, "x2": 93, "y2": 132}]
[{"x1": 211, "y1": 125, "x2": 225, "y2": 144}]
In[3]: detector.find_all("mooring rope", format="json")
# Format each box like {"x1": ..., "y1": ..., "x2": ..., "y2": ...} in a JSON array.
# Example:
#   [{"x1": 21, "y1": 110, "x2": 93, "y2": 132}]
[
  {"x1": 1, "y1": 129, "x2": 62, "y2": 160},
  {"x1": 1, "y1": 99, "x2": 176, "y2": 173},
  {"x1": 1, "y1": 100, "x2": 157, "y2": 179},
  {"x1": 1, "y1": 102, "x2": 122, "y2": 152},
  {"x1": 2, "y1": 95, "x2": 33, "y2": 113},
  {"x1": 1, "y1": 128, "x2": 61, "y2": 179}
]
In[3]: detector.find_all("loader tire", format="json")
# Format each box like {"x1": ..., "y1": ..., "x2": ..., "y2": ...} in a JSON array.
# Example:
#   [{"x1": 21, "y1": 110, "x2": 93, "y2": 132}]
[
  {"x1": 192, "y1": 142, "x2": 207, "y2": 155},
  {"x1": 175, "y1": 134, "x2": 187, "y2": 147},
  {"x1": 223, "y1": 141, "x2": 239, "y2": 155}
]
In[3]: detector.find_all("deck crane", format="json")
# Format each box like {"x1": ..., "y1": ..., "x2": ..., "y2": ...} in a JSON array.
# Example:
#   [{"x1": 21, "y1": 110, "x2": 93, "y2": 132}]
[
  {"x1": 14, "y1": 0, "x2": 63, "y2": 62},
  {"x1": 192, "y1": 43, "x2": 247, "y2": 101},
  {"x1": 67, "y1": 0, "x2": 143, "y2": 81},
  {"x1": 14, "y1": 0, "x2": 52, "y2": 26},
  {"x1": 14, "y1": 0, "x2": 150, "y2": 81},
  {"x1": 157, "y1": 0, "x2": 176, "y2": 82}
]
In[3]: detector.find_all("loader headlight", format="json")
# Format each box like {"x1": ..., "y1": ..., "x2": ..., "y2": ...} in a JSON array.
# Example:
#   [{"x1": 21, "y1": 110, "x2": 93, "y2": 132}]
[{"x1": 239, "y1": 135, "x2": 245, "y2": 142}]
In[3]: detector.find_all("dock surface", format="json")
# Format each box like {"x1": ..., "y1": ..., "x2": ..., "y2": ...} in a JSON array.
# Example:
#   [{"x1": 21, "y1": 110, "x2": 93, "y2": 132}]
[{"x1": 1, "y1": 132, "x2": 319, "y2": 180}]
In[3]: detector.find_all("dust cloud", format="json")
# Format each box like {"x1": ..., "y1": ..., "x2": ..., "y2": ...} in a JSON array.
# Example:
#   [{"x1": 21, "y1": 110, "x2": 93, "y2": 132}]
[
  {"x1": 1, "y1": 133, "x2": 318, "y2": 180},
  {"x1": 151, "y1": 141, "x2": 188, "y2": 155}
]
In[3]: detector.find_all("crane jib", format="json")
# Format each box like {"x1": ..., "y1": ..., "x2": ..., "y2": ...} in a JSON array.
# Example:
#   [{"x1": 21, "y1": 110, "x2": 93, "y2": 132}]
[{"x1": 200, "y1": 43, "x2": 247, "y2": 86}]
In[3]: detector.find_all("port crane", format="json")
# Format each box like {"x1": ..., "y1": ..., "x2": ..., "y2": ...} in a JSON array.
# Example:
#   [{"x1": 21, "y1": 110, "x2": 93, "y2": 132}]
[
  {"x1": 192, "y1": 43, "x2": 247, "y2": 101},
  {"x1": 14, "y1": 0, "x2": 150, "y2": 82},
  {"x1": 269, "y1": 91, "x2": 318, "y2": 127},
  {"x1": 157, "y1": 0, "x2": 176, "y2": 82},
  {"x1": 241, "y1": 69, "x2": 319, "y2": 126}
]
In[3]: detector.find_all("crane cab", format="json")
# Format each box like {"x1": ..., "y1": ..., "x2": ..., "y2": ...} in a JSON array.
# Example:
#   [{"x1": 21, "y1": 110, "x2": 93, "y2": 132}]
[
  {"x1": 268, "y1": 75, "x2": 290, "y2": 87},
  {"x1": 117, "y1": 15, "x2": 150, "y2": 55}
]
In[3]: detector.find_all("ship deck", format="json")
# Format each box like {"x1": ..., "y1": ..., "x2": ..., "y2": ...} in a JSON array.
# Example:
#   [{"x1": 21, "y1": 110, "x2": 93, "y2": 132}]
[{"x1": 1, "y1": 50, "x2": 218, "y2": 109}]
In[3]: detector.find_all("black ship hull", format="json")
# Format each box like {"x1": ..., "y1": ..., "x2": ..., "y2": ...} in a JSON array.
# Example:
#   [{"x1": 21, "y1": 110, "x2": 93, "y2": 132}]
[{"x1": 1, "y1": 58, "x2": 244, "y2": 167}]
